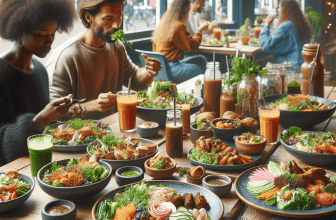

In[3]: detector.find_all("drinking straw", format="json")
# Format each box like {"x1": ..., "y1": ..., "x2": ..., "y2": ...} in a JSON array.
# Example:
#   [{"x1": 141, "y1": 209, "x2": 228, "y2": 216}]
[
  {"x1": 226, "y1": 56, "x2": 230, "y2": 85},
  {"x1": 185, "y1": 95, "x2": 187, "y2": 104},
  {"x1": 173, "y1": 97, "x2": 176, "y2": 126},
  {"x1": 128, "y1": 77, "x2": 132, "y2": 95},
  {"x1": 235, "y1": 49, "x2": 240, "y2": 57},
  {"x1": 213, "y1": 52, "x2": 215, "y2": 80}
]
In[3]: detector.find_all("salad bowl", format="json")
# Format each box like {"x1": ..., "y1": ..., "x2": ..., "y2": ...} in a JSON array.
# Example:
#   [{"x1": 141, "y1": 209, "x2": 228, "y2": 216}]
[
  {"x1": 137, "y1": 95, "x2": 203, "y2": 127},
  {"x1": 0, "y1": 172, "x2": 35, "y2": 212},
  {"x1": 280, "y1": 130, "x2": 336, "y2": 166},
  {"x1": 258, "y1": 95, "x2": 336, "y2": 129}
]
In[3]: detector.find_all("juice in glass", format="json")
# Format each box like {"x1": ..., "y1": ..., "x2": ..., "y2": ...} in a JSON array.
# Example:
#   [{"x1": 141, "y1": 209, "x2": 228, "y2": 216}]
[
  {"x1": 203, "y1": 79, "x2": 222, "y2": 117},
  {"x1": 27, "y1": 134, "x2": 53, "y2": 177},
  {"x1": 166, "y1": 110, "x2": 183, "y2": 157},
  {"x1": 259, "y1": 106, "x2": 280, "y2": 144},
  {"x1": 117, "y1": 91, "x2": 138, "y2": 132},
  {"x1": 214, "y1": 28, "x2": 222, "y2": 41},
  {"x1": 181, "y1": 104, "x2": 190, "y2": 135},
  {"x1": 253, "y1": 27, "x2": 262, "y2": 39},
  {"x1": 220, "y1": 93, "x2": 234, "y2": 118}
]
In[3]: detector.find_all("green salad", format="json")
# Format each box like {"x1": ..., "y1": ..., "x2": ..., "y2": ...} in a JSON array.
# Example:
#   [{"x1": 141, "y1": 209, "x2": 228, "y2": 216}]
[{"x1": 138, "y1": 79, "x2": 198, "y2": 109}]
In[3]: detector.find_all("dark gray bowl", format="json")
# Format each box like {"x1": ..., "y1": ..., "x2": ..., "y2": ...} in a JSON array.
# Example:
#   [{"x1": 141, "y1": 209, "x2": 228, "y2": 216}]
[
  {"x1": 190, "y1": 122, "x2": 213, "y2": 143},
  {"x1": 115, "y1": 166, "x2": 144, "y2": 186},
  {"x1": 0, "y1": 172, "x2": 35, "y2": 212},
  {"x1": 136, "y1": 95, "x2": 203, "y2": 127},
  {"x1": 202, "y1": 175, "x2": 232, "y2": 197},
  {"x1": 258, "y1": 95, "x2": 336, "y2": 129},
  {"x1": 136, "y1": 122, "x2": 160, "y2": 138},
  {"x1": 210, "y1": 118, "x2": 242, "y2": 142},
  {"x1": 37, "y1": 159, "x2": 112, "y2": 200},
  {"x1": 42, "y1": 199, "x2": 76, "y2": 220},
  {"x1": 280, "y1": 130, "x2": 336, "y2": 166},
  {"x1": 87, "y1": 137, "x2": 158, "y2": 171}
]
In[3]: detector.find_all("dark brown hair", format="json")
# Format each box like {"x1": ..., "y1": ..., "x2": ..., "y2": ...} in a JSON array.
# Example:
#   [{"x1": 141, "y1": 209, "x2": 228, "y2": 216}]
[
  {"x1": 277, "y1": 0, "x2": 312, "y2": 43},
  {"x1": 153, "y1": 0, "x2": 191, "y2": 44},
  {"x1": 0, "y1": 0, "x2": 76, "y2": 41}
]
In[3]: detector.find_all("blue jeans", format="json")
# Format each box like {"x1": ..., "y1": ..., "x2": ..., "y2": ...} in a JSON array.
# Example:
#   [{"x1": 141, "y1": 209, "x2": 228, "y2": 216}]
[{"x1": 168, "y1": 55, "x2": 207, "y2": 84}]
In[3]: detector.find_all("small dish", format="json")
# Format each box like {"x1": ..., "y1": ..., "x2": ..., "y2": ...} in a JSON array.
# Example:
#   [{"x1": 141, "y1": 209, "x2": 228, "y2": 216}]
[
  {"x1": 144, "y1": 157, "x2": 176, "y2": 179},
  {"x1": 210, "y1": 118, "x2": 241, "y2": 142},
  {"x1": 202, "y1": 175, "x2": 232, "y2": 197},
  {"x1": 241, "y1": 118, "x2": 259, "y2": 134},
  {"x1": 234, "y1": 134, "x2": 266, "y2": 154},
  {"x1": 41, "y1": 199, "x2": 76, "y2": 220},
  {"x1": 115, "y1": 166, "x2": 144, "y2": 186},
  {"x1": 137, "y1": 122, "x2": 160, "y2": 138},
  {"x1": 186, "y1": 166, "x2": 206, "y2": 185},
  {"x1": 190, "y1": 122, "x2": 213, "y2": 143}
]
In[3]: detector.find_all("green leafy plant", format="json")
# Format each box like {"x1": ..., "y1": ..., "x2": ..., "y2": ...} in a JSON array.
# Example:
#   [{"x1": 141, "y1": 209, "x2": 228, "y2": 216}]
[
  {"x1": 239, "y1": 25, "x2": 249, "y2": 36},
  {"x1": 256, "y1": 15, "x2": 265, "y2": 22},
  {"x1": 306, "y1": 7, "x2": 327, "y2": 43},
  {"x1": 111, "y1": 29, "x2": 134, "y2": 47}
]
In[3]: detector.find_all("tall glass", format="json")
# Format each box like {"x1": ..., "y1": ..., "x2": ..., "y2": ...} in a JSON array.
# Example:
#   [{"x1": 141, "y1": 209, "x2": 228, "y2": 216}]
[
  {"x1": 166, "y1": 110, "x2": 183, "y2": 158},
  {"x1": 259, "y1": 106, "x2": 280, "y2": 145},
  {"x1": 27, "y1": 134, "x2": 53, "y2": 177},
  {"x1": 117, "y1": 91, "x2": 138, "y2": 132},
  {"x1": 181, "y1": 104, "x2": 190, "y2": 135},
  {"x1": 214, "y1": 28, "x2": 222, "y2": 41}
]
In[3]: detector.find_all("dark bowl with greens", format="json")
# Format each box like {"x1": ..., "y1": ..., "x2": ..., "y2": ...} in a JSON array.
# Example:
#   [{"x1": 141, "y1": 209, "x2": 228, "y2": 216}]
[
  {"x1": 37, "y1": 158, "x2": 112, "y2": 200},
  {"x1": 190, "y1": 120, "x2": 213, "y2": 143},
  {"x1": 43, "y1": 119, "x2": 113, "y2": 152},
  {"x1": 258, "y1": 95, "x2": 336, "y2": 129},
  {"x1": 279, "y1": 126, "x2": 336, "y2": 166}
]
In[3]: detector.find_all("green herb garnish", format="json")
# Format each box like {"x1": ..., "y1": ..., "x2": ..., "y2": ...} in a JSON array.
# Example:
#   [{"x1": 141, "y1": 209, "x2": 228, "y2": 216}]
[
  {"x1": 179, "y1": 167, "x2": 189, "y2": 176},
  {"x1": 154, "y1": 159, "x2": 165, "y2": 169},
  {"x1": 111, "y1": 29, "x2": 133, "y2": 47}
]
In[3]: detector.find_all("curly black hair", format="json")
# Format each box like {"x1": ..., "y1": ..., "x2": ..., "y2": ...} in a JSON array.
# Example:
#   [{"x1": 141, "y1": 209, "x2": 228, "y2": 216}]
[{"x1": 0, "y1": 0, "x2": 77, "y2": 41}]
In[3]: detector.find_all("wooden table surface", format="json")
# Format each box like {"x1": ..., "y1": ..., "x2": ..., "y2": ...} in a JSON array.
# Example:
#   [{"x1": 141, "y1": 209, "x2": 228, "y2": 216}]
[
  {"x1": 197, "y1": 41, "x2": 262, "y2": 57},
  {"x1": 1, "y1": 113, "x2": 336, "y2": 220}
]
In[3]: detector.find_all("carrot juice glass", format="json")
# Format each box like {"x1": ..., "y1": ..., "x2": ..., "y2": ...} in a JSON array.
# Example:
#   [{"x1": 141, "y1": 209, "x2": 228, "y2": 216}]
[
  {"x1": 214, "y1": 28, "x2": 222, "y2": 41},
  {"x1": 117, "y1": 91, "x2": 138, "y2": 132},
  {"x1": 259, "y1": 106, "x2": 280, "y2": 145}
]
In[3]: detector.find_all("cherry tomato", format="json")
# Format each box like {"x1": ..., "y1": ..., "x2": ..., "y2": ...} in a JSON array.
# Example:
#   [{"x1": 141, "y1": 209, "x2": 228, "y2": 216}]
[
  {"x1": 315, "y1": 180, "x2": 326, "y2": 186},
  {"x1": 306, "y1": 184, "x2": 321, "y2": 194},
  {"x1": 316, "y1": 193, "x2": 335, "y2": 206},
  {"x1": 283, "y1": 190, "x2": 293, "y2": 201}
]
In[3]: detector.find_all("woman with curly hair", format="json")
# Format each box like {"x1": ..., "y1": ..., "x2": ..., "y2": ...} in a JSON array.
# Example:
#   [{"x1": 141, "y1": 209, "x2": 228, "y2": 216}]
[
  {"x1": 259, "y1": 0, "x2": 312, "y2": 71},
  {"x1": 0, "y1": 0, "x2": 77, "y2": 165},
  {"x1": 152, "y1": 0, "x2": 209, "y2": 83}
]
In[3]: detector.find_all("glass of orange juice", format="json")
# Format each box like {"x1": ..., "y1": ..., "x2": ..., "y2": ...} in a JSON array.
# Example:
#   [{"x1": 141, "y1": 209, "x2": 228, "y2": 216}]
[
  {"x1": 259, "y1": 106, "x2": 280, "y2": 145},
  {"x1": 117, "y1": 91, "x2": 138, "y2": 132},
  {"x1": 213, "y1": 28, "x2": 222, "y2": 41}
]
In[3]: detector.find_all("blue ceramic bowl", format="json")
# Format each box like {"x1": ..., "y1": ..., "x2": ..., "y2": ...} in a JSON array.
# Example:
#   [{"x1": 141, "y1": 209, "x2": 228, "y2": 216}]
[
  {"x1": 41, "y1": 199, "x2": 76, "y2": 220},
  {"x1": 258, "y1": 95, "x2": 336, "y2": 129},
  {"x1": 92, "y1": 180, "x2": 224, "y2": 220},
  {"x1": 115, "y1": 166, "x2": 144, "y2": 186},
  {"x1": 210, "y1": 118, "x2": 242, "y2": 142},
  {"x1": 136, "y1": 95, "x2": 203, "y2": 127},
  {"x1": 0, "y1": 172, "x2": 35, "y2": 212},
  {"x1": 280, "y1": 130, "x2": 336, "y2": 166},
  {"x1": 136, "y1": 122, "x2": 160, "y2": 138},
  {"x1": 37, "y1": 159, "x2": 112, "y2": 200}
]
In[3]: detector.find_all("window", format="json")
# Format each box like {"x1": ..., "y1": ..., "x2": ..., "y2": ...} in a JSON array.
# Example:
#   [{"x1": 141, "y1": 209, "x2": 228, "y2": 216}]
[
  {"x1": 123, "y1": 0, "x2": 159, "y2": 33},
  {"x1": 254, "y1": 0, "x2": 305, "y2": 15}
]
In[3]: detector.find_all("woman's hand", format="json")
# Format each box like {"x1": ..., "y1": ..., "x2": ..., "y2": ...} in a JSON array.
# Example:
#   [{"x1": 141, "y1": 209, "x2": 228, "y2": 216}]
[
  {"x1": 265, "y1": 14, "x2": 275, "y2": 26},
  {"x1": 33, "y1": 95, "x2": 72, "y2": 131},
  {"x1": 68, "y1": 103, "x2": 87, "y2": 118},
  {"x1": 198, "y1": 21, "x2": 210, "y2": 32}
]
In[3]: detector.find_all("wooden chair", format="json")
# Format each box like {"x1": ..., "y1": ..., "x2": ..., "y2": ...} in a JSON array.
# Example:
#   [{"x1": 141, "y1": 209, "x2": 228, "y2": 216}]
[{"x1": 135, "y1": 49, "x2": 173, "y2": 81}]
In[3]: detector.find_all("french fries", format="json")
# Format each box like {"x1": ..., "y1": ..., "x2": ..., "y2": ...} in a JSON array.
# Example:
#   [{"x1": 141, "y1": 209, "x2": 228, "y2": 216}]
[{"x1": 238, "y1": 155, "x2": 253, "y2": 164}]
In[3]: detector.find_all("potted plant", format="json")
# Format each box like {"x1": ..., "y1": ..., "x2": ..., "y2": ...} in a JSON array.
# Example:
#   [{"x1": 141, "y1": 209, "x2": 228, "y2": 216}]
[
  {"x1": 239, "y1": 25, "x2": 250, "y2": 45},
  {"x1": 300, "y1": 7, "x2": 326, "y2": 97},
  {"x1": 256, "y1": 15, "x2": 265, "y2": 26}
]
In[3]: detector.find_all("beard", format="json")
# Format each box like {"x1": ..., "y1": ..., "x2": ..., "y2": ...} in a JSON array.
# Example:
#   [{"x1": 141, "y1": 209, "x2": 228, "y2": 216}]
[{"x1": 92, "y1": 21, "x2": 118, "y2": 43}]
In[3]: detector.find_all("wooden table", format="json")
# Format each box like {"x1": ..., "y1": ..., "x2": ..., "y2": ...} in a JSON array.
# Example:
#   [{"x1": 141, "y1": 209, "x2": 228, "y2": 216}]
[{"x1": 1, "y1": 114, "x2": 335, "y2": 220}]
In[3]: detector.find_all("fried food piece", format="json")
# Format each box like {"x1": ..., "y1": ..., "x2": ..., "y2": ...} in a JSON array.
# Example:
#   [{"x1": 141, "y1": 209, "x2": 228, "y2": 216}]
[
  {"x1": 123, "y1": 149, "x2": 135, "y2": 160},
  {"x1": 189, "y1": 166, "x2": 204, "y2": 178},
  {"x1": 170, "y1": 194, "x2": 184, "y2": 208},
  {"x1": 240, "y1": 117, "x2": 255, "y2": 126},
  {"x1": 137, "y1": 146, "x2": 149, "y2": 158},
  {"x1": 219, "y1": 152, "x2": 234, "y2": 165},
  {"x1": 117, "y1": 142, "x2": 127, "y2": 150},
  {"x1": 53, "y1": 130, "x2": 69, "y2": 141},
  {"x1": 194, "y1": 137, "x2": 211, "y2": 153},
  {"x1": 194, "y1": 192, "x2": 210, "y2": 210},
  {"x1": 183, "y1": 193, "x2": 194, "y2": 209},
  {"x1": 5, "y1": 170, "x2": 19, "y2": 181},
  {"x1": 78, "y1": 126, "x2": 92, "y2": 137},
  {"x1": 114, "y1": 149, "x2": 129, "y2": 160},
  {"x1": 140, "y1": 144, "x2": 157, "y2": 154},
  {"x1": 298, "y1": 168, "x2": 330, "y2": 185},
  {"x1": 290, "y1": 160, "x2": 304, "y2": 174}
]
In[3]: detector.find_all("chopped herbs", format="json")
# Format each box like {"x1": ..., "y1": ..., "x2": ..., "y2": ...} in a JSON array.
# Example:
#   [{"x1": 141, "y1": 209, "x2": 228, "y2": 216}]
[{"x1": 154, "y1": 159, "x2": 165, "y2": 169}]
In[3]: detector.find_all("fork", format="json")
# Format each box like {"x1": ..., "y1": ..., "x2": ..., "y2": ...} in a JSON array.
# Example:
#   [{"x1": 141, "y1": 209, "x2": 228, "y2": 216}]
[{"x1": 71, "y1": 98, "x2": 86, "y2": 103}]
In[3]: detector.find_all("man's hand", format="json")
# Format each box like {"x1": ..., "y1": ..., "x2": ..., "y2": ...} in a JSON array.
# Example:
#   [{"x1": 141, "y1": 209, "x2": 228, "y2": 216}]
[
  {"x1": 141, "y1": 54, "x2": 162, "y2": 77},
  {"x1": 265, "y1": 14, "x2": 275, "y2": 26},
  {"x1": 68, "y1": 103, "x2": 88, "y2": 118},
  {"x1": 209, "y1": 20, "x2": 218, "y2": 31},
  {"x1": 95, "y1": 92, "x2": 117, "y2": 112}
]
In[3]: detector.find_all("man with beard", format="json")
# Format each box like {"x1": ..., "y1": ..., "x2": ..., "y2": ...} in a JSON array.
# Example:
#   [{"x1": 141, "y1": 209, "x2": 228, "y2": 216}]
[
  {"x1": 46, "y1": 0, "x2": 162, "y2": 119},
  {"x1": 187, "y1": 0, "x2": 217, "y2": 35}
]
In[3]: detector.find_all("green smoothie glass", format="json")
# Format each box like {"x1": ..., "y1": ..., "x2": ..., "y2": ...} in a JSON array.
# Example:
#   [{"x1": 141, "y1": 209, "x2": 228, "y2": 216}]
[{"x1": 27, "y1": 134, "x2": 53, "y2": 177}]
